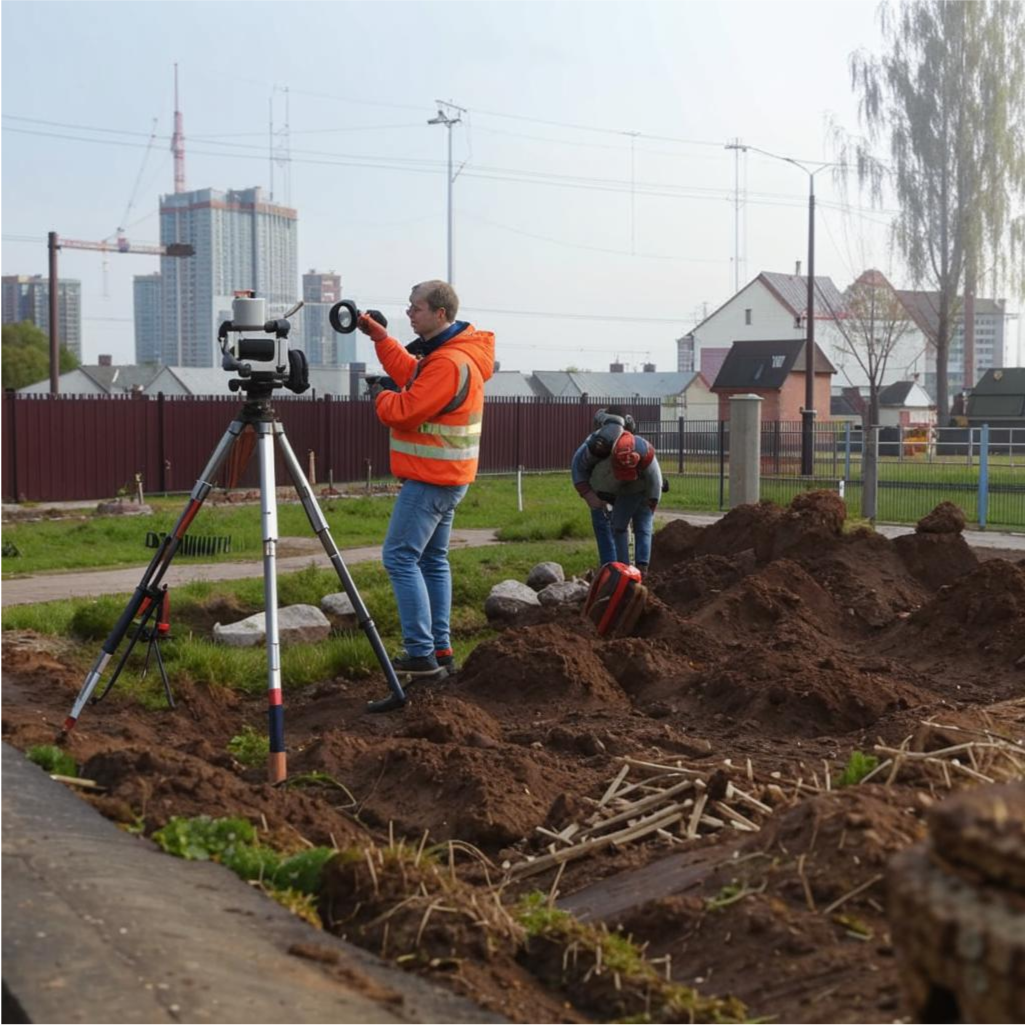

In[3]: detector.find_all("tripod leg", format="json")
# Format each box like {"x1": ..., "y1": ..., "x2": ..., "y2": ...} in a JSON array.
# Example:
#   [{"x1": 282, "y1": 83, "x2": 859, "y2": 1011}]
[
  {"x1": 274, "y1": 424, "x2": 407, "y2": 712},
  {"x1": 93, "y1": 599, "x2": 159, "y2": 704},
  {"x1": 61, "y1": 418, "x2": 247, "y2": 737},
  {"x1": 258, "y1": 422, "x2": 287, "y2": 783},
  {"x1": 152, "y1": 637, "x2": 175, "y2": 709}
]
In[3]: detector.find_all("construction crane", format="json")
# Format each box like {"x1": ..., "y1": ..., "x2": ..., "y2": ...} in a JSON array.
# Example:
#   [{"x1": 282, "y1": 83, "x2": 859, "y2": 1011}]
[{"x1": 45, "y1": 231, "x2": 193, "y2": 394}]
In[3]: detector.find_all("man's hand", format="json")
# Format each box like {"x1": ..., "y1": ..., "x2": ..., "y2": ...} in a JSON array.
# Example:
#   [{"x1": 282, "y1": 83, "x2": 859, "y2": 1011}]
[
  {"x1": 583, "y1": 490, "x2": 607, "y2": 511},
  {"x1": 357, "y1": 313, "x2": 389, "y2": 343},
  {"x1": 368, "y1": 380, "x2": 385, "y2": 401}
]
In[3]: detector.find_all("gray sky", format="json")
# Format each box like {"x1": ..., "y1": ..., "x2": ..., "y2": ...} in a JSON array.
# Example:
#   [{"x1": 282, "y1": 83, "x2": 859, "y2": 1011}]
[{"x1": 2, "y1": 0, "x2": 1019, "y2": 369}]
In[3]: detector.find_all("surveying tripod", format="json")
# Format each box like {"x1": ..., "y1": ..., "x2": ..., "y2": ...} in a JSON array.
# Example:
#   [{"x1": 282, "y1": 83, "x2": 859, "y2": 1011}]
[{"x1": 60, "y1": 374, "x2": 408, "y2": 783}]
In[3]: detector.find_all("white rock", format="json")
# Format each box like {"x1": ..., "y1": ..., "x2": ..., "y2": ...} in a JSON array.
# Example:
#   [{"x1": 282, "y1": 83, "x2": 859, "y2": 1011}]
[
  {"x1": 321, "y1": 592, "x2": 358, "y2": 630},
  {"x1": 484, "y1": 579, "x2": 541, "y2": 622},
  {"x1": 213, "y1": 604, "x2": 331, "y2": 648}
]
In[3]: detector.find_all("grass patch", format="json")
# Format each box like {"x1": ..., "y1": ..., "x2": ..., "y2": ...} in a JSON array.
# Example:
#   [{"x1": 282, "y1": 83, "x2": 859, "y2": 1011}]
[
  {"x1": 27, "y1": 744, "x2": 78, "y2": 777},
  {"x1": 834, "y1": 751, "x2": 881, "y2": 787},
  {"x1": 2, "y1": 539, "x2": 596, "y2": 706},
  {"x1": 226, "y1": 726, "x2": 269, "y2": 767}
]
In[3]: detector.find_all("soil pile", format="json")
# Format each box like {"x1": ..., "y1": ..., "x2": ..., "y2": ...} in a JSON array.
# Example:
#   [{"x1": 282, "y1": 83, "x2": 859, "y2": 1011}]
[{"x1": 3, "y1": 491, "x2": 1022, "y2": 1024}]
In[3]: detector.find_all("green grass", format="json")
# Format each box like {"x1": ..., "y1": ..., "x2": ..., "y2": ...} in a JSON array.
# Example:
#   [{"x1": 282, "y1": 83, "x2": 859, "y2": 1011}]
[
  {"x1": 5, "y1": 463, "x2": 1022, "y2": 578},
  {"x1": 27, "y1": 744, "x2": 78, "y2": 777},
  {"x1": 834, "y1": 751, "x2": 881, "y2": 787},
  {"x1": 1, "y1": 539, "x2": 596, "y2": 702}
]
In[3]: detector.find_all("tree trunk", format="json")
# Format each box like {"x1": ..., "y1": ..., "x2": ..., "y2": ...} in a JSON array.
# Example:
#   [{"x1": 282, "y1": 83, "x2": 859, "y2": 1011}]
[{"x1": 935, "y1": 294, "x2": 951, "y2": 426}]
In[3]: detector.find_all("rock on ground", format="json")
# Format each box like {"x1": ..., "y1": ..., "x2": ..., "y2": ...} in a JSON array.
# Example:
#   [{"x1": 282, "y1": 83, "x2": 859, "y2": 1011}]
[
  {"x1": 322, "y1": 592, "x2": 358, "y2": 630},
  {"x1": 538, "y1": 579, "x2": 590, "y2": 606},
  {"x1": 484, "y1": 579, "x2": 541, "y2": 622},
  {"x1": 213, "y1": 604, "x2": 331, "y2": 647},
  {"x1": 526, "y1": 561, "x2": 565, "y2": 591}
]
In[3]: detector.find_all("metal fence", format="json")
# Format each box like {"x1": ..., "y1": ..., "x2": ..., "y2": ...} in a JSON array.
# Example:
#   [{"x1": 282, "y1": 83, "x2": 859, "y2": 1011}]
[
  {"x1": 4, "y1": 391, "x2": 1023, "y2": 527},
  {"x1": 646, "y1": 419, "x2": 1025, "y2": 529},
  {"x1": 1, "y1": 392, "x2": 661, "y2": 502}
]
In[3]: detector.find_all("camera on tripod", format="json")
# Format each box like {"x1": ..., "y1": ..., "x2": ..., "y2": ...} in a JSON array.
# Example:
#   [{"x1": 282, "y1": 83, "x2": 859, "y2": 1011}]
[{"x1": 218, "y1": 290, "x2": 309, "y2": 395}]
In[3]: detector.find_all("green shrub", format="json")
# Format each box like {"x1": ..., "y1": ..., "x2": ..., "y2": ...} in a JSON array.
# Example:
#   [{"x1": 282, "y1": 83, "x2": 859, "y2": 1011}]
[
  {"x1": 27, "y1": 744, "x2": 78, "y2": 777},
  {"x1": 226, "y1": 725, "x2": 269, "y2": 767},
  {"x1": 272, "y1": 847, "x2": 338, "y2": 895},
  {"x1": 152, "y1": 815, "x2": 256, "y2": 860},
  {"x1": 835, "y1": 751, "x2": 880, "y2": 787}
]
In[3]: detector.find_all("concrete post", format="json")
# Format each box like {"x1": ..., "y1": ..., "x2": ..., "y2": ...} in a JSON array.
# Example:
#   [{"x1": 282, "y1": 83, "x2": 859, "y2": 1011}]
[
  {"x1": 861, "y1": 425, "x2": 879, "y2": 522},
  {"x1": 729, "y1": 394, "x2": 762, "y2": 508}
]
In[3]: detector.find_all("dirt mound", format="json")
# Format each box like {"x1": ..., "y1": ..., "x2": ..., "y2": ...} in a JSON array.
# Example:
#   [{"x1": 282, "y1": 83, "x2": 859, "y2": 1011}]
[
  {"x1": 688, "y1": 648, "x2": 930, "y2": 738},
  {"x1": 80, "y1": 745, "x2": 367, "y2": 850},
  {"x1": 742, "y1": 787, "x2": 926, "y2": 902},
  {"x1": 916, "y1": 500, "x2": 967, "y2": 534},
  {"x1": 691, "y1": 559, "x2": 845, "y2": 643},
  {"x1": 892, "y1": 530, "x2": 979, "y2": 591},
  {"x1": 884, "y1": 560, "x2": 1025, "y2": 694},
  {"x1": 456, "y1": 623, "x2": 629, "y2": 712},
  {"x1": 651, "y1": 502, "x2": 782, "y2": 571},
  {"x1": 650, "y1": 554, "x2": 754, "y2": 612},
  {"x1": 399, "y1": 695, "x2": 504, "y2": 748},
  {"x1": 752, "y1": 489, "x2": 847, "y2": 563}
]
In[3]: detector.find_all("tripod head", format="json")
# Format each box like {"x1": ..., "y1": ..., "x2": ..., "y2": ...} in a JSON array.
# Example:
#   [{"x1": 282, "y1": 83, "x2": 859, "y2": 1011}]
[{"x1": 219, "y1": 291, "x2": 309, "y2": 396}]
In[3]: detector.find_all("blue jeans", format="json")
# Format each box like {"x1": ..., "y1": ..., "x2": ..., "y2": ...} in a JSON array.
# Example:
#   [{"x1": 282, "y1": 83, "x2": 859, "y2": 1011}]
[
  {"x1": 611, "y1": 493, "x2": 654, "y2": 567},
  {"x1": 590, "y1": 505, "x2": 617, "y2": 566},
  {"x1": 382, "y1": 480, "x2": 468, "y2": 658}
]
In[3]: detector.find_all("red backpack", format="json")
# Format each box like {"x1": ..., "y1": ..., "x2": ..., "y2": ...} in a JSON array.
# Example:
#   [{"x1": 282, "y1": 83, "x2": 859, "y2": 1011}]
[{"x1": 583, "y1": 562, "x2": 649, "y2": 637}]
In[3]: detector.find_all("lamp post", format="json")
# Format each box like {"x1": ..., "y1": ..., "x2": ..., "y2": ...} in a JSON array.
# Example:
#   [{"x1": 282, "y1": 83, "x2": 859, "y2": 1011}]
[
  {"x1": 727, "y1": 144, "x2": 835, "y2": 475},
  {"x1": 428, "y1": 100, "x2": 465, "y2": 284}
]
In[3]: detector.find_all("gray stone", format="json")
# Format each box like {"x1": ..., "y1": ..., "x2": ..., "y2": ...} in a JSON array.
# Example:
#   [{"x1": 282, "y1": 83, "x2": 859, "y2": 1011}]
[
  {"x1": 213, "y1": 604, "x2": 331, "y2": 648},
  {"x1": 538, "y1": 578, "x2": 590, "y2": 607},
  {"x1": 321, "y1": 592, "x2": 359, "y2": 631},
  {"x1": 526, "y1": 561, "x2": 565, "y2": 591},
  {"x1": 484, "y1": 579, "x2": 541, "y2": 622},
  {"x1": 95, "y1": 501, "x2": 153, "y2": 517}
]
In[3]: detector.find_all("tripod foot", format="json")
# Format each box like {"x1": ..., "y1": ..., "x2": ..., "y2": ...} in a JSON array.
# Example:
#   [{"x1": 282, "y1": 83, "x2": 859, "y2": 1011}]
[{"x1": 366, "y1": 693, "x2": 407, "y2": 714}]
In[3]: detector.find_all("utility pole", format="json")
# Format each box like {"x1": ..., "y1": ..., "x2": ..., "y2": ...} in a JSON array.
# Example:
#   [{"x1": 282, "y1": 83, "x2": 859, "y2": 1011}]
[
  {"x1": 725, "y1": 139, "x2": 744, "y2": 293},
  {"x1": 726, "y1": 142, "x2": 834, "y2": 475},
  {"x1": 428, "y1": 100, "x2": 465, "y2": 284}
]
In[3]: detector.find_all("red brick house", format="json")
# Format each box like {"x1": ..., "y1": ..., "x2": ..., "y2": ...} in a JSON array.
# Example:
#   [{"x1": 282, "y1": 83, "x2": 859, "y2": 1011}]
[{"x1": 711, "y1": 339, "x2": 835, "y2": 420}]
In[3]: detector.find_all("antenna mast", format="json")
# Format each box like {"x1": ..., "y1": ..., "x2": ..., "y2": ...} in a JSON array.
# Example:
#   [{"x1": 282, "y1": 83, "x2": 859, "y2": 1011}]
[{"x1": 172, "y1": 63, "x2": 186, "y2": 193}]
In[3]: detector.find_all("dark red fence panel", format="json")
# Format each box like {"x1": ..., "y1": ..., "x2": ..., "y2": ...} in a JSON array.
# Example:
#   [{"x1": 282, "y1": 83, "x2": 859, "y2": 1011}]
[{"x1": 1, "y1": 392, "x2": 663, "y2": 502}]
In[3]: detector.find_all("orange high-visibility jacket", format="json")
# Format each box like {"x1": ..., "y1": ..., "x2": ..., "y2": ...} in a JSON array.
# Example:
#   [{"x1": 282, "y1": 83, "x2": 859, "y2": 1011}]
[{"x1": 373, "y1": 325, "x2": 495, "y2": 486}]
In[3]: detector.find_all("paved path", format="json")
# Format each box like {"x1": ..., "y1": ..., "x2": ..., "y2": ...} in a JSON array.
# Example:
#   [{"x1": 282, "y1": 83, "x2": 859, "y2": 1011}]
[
  {"x1": 3, "y1": 514, "x2": 1022, "y2": 609},
  {"x1": 1, "y1": 742, "x2": 503, "y2": 1024},
  {"x1": 1, "y1": 529, "x2": 501, "y2": 607}
]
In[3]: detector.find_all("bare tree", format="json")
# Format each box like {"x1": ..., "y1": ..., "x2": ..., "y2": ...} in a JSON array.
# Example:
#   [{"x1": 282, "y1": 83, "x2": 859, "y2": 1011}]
[
  {"x1": 819, "y1": 270, "x2": 914, "y2": 426},
  {"x1": 837, "y1": 0, "x2": 1025, "y2": 423}
]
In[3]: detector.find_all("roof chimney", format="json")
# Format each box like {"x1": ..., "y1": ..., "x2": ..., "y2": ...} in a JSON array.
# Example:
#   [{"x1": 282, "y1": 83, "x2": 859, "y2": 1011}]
[
  {"x1": 643, "y1": 362, "x2": 656, "y2": 373},
  {"x1": 98, "y1": 354, "x2": 113, "y2": 367},
  {"x1": 795, "y1": 261, "x2": 802, "y2": 277},
  {"x1": 610, "y1": 361, "x2": 624, "y2": 373}
]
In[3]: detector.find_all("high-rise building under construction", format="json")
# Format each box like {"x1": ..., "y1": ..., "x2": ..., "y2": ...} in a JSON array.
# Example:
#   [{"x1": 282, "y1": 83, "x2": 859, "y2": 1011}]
[{"x1": 158, "y1": 187, "x2": 298, "y2": 367}]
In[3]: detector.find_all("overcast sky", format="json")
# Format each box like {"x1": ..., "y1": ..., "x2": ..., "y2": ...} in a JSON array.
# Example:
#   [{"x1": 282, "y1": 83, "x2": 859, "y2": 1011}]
[{"x1": 2, "y1": 0, "x2": 1021, "y2": 370}]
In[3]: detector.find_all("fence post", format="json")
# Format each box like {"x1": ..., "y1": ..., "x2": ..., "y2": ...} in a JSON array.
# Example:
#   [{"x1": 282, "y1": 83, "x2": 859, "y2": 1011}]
[
  {"x1": 718, "y1": 420, "x2": 727, "y2": 510},
  {"x1": 5, "y1": 390, "x2": 19, "y2": 502},
  {"x1": 516, "y1": 396, "x2": 522, "y2": 472},
  {"x1": 844, "y1": 421, "x2": 851, "y2": 483},
  {"x1": 862, "y1": 425, "x2": 879, "y2": 522},
  {"x1": 157, "y1": 391, "x2": 167, "y2": 493},
  {"x1": 677, "y1": 416, "x2": 684, "y2": 473},
  {"x1": 978, "y1": 423, "x2": 989, "y2": 530},
  {"x1": 729, "y1": 395, "x2": 762, "y2": 508}
]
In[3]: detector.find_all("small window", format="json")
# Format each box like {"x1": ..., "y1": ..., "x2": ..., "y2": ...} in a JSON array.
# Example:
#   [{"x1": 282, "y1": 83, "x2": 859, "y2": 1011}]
[
  {"x1": 771, "y1": 354, "x2": 785, "y2": 368},
  {"x1": 744, "y1": 308, "x2": 752, "y2": 326}
]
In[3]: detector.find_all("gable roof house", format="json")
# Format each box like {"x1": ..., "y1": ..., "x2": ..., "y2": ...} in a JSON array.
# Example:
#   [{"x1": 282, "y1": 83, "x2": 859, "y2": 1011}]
[
  {"x1": 965, "y1": 368, "x2": 1025, "y2": 429},
  {"x1": 18, "y1": 364, "x2": 162, "y2": 396},
  {"x1": 876, "y1": 380, "x2": 936, "y2": 427},
  {"x1": 711, "y1": 339, "x2": 835, "y2": 421},
  {"x1": 677, "y1": 270, "x2": 846, "y2": 385}
]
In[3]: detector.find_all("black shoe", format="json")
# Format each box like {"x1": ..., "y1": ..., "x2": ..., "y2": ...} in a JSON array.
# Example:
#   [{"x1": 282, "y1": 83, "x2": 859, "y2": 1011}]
[
  {"x1": 436, "y1": 652, "x2": 459, "y2": 676},
  {"x1": 391, "y1": 653, "x2": 443, "y2": 677}
]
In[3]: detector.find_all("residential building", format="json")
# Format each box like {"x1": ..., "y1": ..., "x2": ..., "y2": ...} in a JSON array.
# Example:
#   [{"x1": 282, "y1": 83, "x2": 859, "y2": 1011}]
[
  {"x1": 876, "y1": 381, "x2": 937, "y2": 427},
  {"x1": 531, "y1": 368, "x2": 717, "y2": 420},
  {"x1": 301, "y1": 270, "x2": 342, "y2": 365},
  {"x1": 17, "y1": 364, "x2": 161, "y2": 396},
  {"x1": 133, "y1": 273, "x2": 163, "y2": 364},
  {"x1": 676, "y1": 270, "x2": 846, "y2": 386},
  {"x1": 710, "y1": 339, "x2": 835, "y2": 421},
  {"x1": 965, "y1": 368, "x2": 1025, "y2": 429},
  {"x1": 2, "y1": 274, "x2": 83, "y2": 358},
  {"x1": 159, "y1": 186, "x2": 298, "y2": 367}
]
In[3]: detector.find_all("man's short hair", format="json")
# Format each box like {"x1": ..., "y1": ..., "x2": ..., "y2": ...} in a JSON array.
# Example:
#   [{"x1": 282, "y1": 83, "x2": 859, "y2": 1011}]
[{"x1": 413, "y1": 280, "x2": 459, "y2": 321}]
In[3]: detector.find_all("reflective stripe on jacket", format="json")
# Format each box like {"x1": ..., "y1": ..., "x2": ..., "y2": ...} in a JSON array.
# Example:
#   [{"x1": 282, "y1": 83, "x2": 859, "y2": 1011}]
[{"x1": 373, "y1": 324, "x2": 495, "y2": 486}]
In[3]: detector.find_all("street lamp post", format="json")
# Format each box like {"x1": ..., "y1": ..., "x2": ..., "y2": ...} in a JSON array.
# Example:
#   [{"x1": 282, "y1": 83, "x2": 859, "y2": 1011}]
[
  {"x1": 728, "y1": 144, "x2": 835, "y2": 475},
  {"x1": 428, "y1": 100, "x2": 465, "y2": 284}
]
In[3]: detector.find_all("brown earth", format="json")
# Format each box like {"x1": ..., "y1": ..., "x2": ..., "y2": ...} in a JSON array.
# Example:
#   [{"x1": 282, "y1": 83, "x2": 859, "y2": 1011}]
[{"x1": 3, "y1": 490, "x2": 1024, "y2": 1024}]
